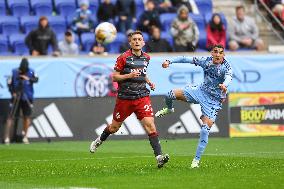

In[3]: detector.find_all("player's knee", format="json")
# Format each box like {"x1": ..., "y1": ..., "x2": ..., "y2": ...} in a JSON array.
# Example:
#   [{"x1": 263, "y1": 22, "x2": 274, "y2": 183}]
[
  {"x1": 201, "y1": 116, "x2": 214, "y2": 127},
  {"x1": 143, "y1": 123, "x2": 157, "y2": 134}
]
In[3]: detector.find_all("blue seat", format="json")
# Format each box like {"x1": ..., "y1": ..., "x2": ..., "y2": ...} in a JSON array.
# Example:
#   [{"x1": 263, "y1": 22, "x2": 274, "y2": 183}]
[
  {"x1": 0, "y1": 35, "x2": 9, "y2": 54},
  {"x1": 135, "y1": 0, "x2": 144, "y2": 19},
  {"x1": 81, "y1": 32, "x2": 95, "y2": 51},
  {"x1": 160, "y1": 13, "x2": 176, "y2": 32},
  {"x1": 7, "y1": 0, "x2": 30, "y2": 17},
  {"x1": 0, "y1": 1, "x2": 6, "y2": 15},
  {"x1": 47, "y1": 16, "x2": 67, "y2": 34},
  {"x1": 0, "y1": 16, "x2": 20, "y2": 35},
  {"x1": 189, "y1": 13, "x2": 207, "y2": 49},
  {"x1": 54, "y1": 0, "x2": 77, "y2": 17},
  {"x1": 142, "y1": 32, "x2": 149, "y2": 42},
  {"x1": 161, "y1": 31, "x2": 174, "y2": 47},
  {"x1": 195, "y1": 0, "x2": 212, "y2": 15},
  {"x1": 30, "y1": 0, "x2": 53, "y2": 16},
  {"x1": 108, "y1": 32, "x2": 126, "y2": 53},
  {"x1": 20, "y1": 16, "x2": 38, "y2": 33},
  {"x1": 9, "y1": 34, "x2": 29, "y2": 55}
]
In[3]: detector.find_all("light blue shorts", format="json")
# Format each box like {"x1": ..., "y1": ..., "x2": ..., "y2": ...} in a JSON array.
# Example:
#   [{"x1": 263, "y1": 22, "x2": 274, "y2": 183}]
[{"x1": 182, "y1": 85, "x2": 222, "y2": 121}]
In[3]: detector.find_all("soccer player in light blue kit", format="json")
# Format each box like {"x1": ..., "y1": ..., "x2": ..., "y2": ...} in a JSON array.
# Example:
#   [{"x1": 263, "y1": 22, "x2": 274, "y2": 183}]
[{"x1": 155, "y1": 45, "x2": 233, "y2": 168}]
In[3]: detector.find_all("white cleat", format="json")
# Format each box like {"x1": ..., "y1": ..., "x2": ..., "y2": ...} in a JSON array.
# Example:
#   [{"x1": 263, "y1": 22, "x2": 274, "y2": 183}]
[
  {"x1": 4, "y1": 138, "x2": 10, "y2": 145},
  {"x1": 155, "y1": 108, "x2": 174, "y2": 118},
  {"x1": 22, "y1": 136, "x2": 29, "y2": 144},
  {"x1": 191, "y1": 159, "x2": 200, "y2": 168},
  {"x1": 156, "y1": 154, "x2": 170, "y2": 168},
  {"x1": 90, "y1": 138, "x2": 102, "y2": 153}
]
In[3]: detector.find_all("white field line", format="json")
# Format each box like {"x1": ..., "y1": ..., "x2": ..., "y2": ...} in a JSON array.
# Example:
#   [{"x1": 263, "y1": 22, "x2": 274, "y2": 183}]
[{"x1": 1, "y1": 151, "x2": 284, "y2": 164}]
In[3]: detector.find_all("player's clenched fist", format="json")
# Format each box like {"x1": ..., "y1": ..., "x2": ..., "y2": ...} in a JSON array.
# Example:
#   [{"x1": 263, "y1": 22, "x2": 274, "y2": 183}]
[
  {"x1": 219, "y1": 83, "x2": 227, "y2": 93},
  {"x1": 162, "y1": 60, "x2": 170, "y2": 68}
]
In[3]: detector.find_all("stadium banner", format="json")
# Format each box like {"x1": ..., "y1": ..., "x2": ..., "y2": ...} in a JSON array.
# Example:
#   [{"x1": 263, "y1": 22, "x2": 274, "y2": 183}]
[
  {"x1": 0, "y1": 54, "x2": 284, "y2": 99},
  {"x1": 229, "y1": 93, "x2": 284, "y2": 137},
  {"x1": 0, "y1": 96, "x2": 229, "y2": 142}
]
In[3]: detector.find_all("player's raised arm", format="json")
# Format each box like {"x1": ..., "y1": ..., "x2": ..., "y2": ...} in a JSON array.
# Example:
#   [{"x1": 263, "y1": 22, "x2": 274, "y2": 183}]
[
  {"x1": 162, "y1": 56, "x2": 207, "y2": 68},
  {"x1": 219, "y1": 62, "x2": 233, "y2": 93}
]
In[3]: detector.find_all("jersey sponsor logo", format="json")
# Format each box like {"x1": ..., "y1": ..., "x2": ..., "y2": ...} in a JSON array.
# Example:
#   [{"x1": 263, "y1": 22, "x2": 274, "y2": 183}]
[
  {"x1": 96, "y1": 113, "x2": 146, "y2": 136},
  {"x1": 130, "y1": 68, "x2": 147, "y2": 75},
  {"x1": 168, "y1": 104, "x2": 220, "y2": 134},
  {"x1": 27, "y1": 103, "x2": 73, "y2": 138},
  {"x1": 75, "y1": 63, "x2": 116, "y2": 97}
]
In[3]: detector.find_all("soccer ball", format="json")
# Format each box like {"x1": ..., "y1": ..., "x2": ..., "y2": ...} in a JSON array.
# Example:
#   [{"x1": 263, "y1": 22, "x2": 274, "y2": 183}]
[{"x1": 95, "y1": 22, "x2": 117, "y2": 44}]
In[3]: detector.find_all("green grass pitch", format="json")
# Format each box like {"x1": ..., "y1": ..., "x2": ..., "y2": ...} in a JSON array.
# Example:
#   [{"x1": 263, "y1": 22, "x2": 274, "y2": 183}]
[{"x1": 0, "y1": 137, "x2": 283, "y2": 189}]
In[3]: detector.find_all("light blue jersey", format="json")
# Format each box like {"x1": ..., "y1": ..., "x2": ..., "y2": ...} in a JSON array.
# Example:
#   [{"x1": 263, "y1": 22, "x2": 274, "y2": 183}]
[{"x1": 169, "y1": 56, "x2": 233, "y2": 121}]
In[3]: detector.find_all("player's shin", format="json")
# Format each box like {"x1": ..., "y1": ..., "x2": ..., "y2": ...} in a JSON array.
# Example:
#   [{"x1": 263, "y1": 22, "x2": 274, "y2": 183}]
[
  {"x1": 194, "y1": 124, "x2": 210, "y2": 161},
  {"x1": 165, "y1": 90, "x2": 176, "y2": 109},
  {"x1": 148, "y1": 132, "x2": 162, "y2": 156},
  {"x1": 99, "y1": 125, "x2": 112, "y2": 141}
]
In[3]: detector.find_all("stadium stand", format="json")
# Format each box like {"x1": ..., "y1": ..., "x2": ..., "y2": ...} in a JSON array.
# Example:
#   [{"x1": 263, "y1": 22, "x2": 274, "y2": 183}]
[
  {"x1": 9, "y1": 34, "x2": 29, "y2": 55},
  {"x1": 0, "y1": 1, "x2": 6, "y2": 16},
  {"x1": 0, "y1": 16, "x2": 20, "y2": 35},
  {"x1": 107, "y1": 32, "x2": 127, "y2": 53},
  {"x1": 55, "y1": 0, "x2": 77, "y2": 17},
  {"x1": 81, "y1": 32, "x2": 95, "y2": 52},
  {"x1": 46, "y1": 16, "x2": 67, "y2": 34},
  {"x1": 7, "y1": 0, "x2": 30, "y2": 17},
  {"x1": 20, "y1": 16, "x2": 39, "y2": 34},
  {"x1": 30, "y1": 0, "x2": 53, "y2": 16},
  {"x1": 0, "y1": 35, "x2": 9, "y2": 54}
]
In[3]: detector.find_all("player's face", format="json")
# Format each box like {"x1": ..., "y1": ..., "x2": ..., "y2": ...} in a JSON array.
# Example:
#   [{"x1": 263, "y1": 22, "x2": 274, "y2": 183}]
[
  {"x1": 129, "y1": 34, "x2": 145, "y2": 51},
  {"x1": 211, "y1": 47, "x2": 225, "y2": 64}
]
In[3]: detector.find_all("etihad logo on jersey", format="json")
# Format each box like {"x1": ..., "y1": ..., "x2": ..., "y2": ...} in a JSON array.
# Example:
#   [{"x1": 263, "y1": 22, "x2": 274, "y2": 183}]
[
  {"x1": 231, "y1": 104, "x2": 284, "y2": 124},
  {"x1": 27, "y1": 103, "x2": 73, "y2": 139},
  {"x1": 168, "y1": 104, "x2": 219, "y2": 134},
  {"x1": 96, "y1": 113, "x2": 146, "y2": 136}
]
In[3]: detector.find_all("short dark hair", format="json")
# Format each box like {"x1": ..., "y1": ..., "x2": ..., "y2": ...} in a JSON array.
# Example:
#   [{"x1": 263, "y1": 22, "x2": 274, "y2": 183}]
[
  {"x1": 211, "y1": 44, "x2": 225, "y2": 51},
  {"x1": 129, "y1": 30, "x2": 143, "y2": 38},
  {"x1": 236, "y1": 5, "x2": 245, "y2": 11}
]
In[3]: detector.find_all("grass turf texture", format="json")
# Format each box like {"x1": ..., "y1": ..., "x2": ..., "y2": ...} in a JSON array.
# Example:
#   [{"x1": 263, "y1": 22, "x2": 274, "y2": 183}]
[{"x1": 0, "y1": 137, "x2": 283, "y2": 189}]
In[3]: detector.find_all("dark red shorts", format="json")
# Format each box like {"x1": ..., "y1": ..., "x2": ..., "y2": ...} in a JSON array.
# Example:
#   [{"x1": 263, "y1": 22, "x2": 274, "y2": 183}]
[{"x1": 113, "y1": 96, "x2": 154, "y2": 122}]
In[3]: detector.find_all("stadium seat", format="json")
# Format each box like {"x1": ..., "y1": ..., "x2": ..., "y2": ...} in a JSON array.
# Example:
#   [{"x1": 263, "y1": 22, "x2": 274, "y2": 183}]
[
  {"x1": 30, "y1": 0, "x2": 53, "y2": 16},
  {"x1": 189, "y1": 13, "x2": 206, "y2": 49},
  {"x1": 108, "y1": 32, "x2": 126, "y2": 53},
  {"x1": 160, "y1": 13, "x2": 176, "y2": 32},
  {"x1": 195, "y1": 0, "x2": 213, "y2": 16},
  {"x1": 0, "y1": 35, "x2": 9, "y2": 54},
  {"x1": 142, "y1": 32, "x2": 149, "y2": 42},
  {"x1": 0, "y1": 1, "x2": 6, "y2": 15},
  {"x1": 20, "y1": 16, "x2": 38, "y2": 33},
  {"x1": 81, "y1": 32, "x2": 95, "y2": 51},
  {"x1": 54, "y1": 0, "x2": 77, "y2": 17},
  {"x1": 135, "y1": 0, "x2": 144, "y2": 19},
  {"x1": 46, "y1": 16, "x2": 67, "y2": 34},
  {"x1": 0, "y1": 16, "x2": 20, "y2": 35},
  {"x1": 86, "y1": 0, "x2": 99, "y2": 13},
  {"x1": 161, "y1": 31, "x2": 174, "y2": 47},
  {"x1": 9, "y1": 34, "x2": 29, "y2": 55},
  {"x1": 7, "y1": 0, "x2": 30, "y2": 17}
]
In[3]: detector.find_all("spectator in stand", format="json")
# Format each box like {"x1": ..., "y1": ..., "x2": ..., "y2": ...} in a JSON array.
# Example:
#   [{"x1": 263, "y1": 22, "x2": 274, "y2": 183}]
[
  {"x1": 170, "y1": 5, "x2": 199, "y2": 52},
  {"x1": 119, "y1": 29, "x2": 133, "y2": 53},
  {"x1": 206, "y1": 13, "x2": 226, "y2": 50},
  {"x1": 72, "y1": 0, "x2": 94, "y2": 35},
  {"x1": 58, "y1": 31, "x2": 79, "y2": 55},
  {"x1": 229, "y1": 5, "x2": 265, "y2": 51},
  {"x1": 25, "y1": 16, "x2": 59, "y2": 56},
  {"x1": 145, "y1": 26, "x2": 173, "y2": 52},
  {"x1": 137, "y1": 0, "x2": 162, "y2": 34},
  {"x1": 115, "y1": 0, "x2": 136, "y2": 33},
  {"x1": 268, "y1": 0, "x2": 284, "y2": 23},
  {"x1": 152, "y1": 0, "x2": 175, "y2": 13},
  {"x1": 89, "y1": 41, "x2": 108, "y2": 56},
  {"x1": 97, "y1": 0, "x2": 116, "y2": 24},
  {"x1": 170, "y1": 0, "x2": 193, "y2": 12}
]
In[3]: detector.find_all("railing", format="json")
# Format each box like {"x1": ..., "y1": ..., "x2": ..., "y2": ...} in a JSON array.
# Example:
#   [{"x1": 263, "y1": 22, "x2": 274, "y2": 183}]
[{"x1": 254, "y1": 0, "x2": 284, "y2": 43}]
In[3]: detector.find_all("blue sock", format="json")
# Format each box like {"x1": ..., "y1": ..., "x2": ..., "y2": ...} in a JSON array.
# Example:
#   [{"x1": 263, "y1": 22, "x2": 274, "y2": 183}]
[
  {"x1": 165, "y1": 90, "x2": 176, "y2": 109},
  {"x1": 195, "y1": 124, "x2": 210, "y2": 161}
]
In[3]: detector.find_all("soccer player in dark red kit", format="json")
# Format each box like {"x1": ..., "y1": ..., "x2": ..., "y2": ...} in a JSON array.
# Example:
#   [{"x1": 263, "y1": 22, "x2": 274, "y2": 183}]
[{"x1": 89, "y1": 31, "x2": 169, "y2": 168}]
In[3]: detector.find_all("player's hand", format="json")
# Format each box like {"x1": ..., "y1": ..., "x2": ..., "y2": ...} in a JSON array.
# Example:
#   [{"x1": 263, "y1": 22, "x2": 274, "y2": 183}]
[
  {"x1": 128, "y1": 71, "x2": 140, "y2": 78},
  {"x1": 148, "y1": 81, "x2": 155, "y2": 91},
  {"x1": 219, "y1": 84, "x2": 227, "y2": 93},
  {"x1": 19, "y1": 75, "x2": 30, "y2": 81},
  {"x1": 162, "y1": 60, "x2": 170, "y2": 68}
]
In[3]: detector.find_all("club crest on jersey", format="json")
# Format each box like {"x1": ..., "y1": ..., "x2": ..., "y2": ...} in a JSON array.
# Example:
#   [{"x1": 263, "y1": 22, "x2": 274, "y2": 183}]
[{"x1": 143, "y1": 61, "x2": 148, "y2": 66}]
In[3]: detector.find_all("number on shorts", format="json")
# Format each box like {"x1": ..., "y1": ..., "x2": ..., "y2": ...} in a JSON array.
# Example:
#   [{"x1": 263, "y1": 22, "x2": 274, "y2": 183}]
[{"x1": 144, "y1": 104, "x2": 153, "y2": 112}]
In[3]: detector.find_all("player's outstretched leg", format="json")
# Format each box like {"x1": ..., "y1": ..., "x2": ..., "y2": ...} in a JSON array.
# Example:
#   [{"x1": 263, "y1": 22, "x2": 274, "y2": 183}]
[
  {"x1": 191, "y1": 123, "x2": 211, "y2": 168},
  {"x1": 155, "y1": 90, "x2": 176, "y2": 117},
  {"x1": 90, "y1": 120, "x2": 121, "y2": 153}
]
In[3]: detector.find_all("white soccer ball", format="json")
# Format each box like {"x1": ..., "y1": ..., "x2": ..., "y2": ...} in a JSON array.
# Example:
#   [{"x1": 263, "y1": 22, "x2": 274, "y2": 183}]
[{"x1": 95, "y1": 22, "x2": 117, "y2": 44}]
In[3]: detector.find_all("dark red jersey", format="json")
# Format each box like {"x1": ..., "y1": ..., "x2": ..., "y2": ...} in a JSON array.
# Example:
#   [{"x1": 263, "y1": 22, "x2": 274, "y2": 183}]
[{"x1": 114, "y1": 49, "x2": 150, "y2": 100}]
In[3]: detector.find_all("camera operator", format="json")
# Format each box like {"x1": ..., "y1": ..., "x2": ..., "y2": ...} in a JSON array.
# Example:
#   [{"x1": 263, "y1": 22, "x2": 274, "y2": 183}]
[{"x1": 4, "y1": 58, "x2": 38, "y2": 144}]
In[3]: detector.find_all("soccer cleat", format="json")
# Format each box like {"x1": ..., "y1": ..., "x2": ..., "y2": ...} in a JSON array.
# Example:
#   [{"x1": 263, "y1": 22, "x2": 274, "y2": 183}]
[
  {"x1": 191, "y1": 158, "x2": 200, "y2": 168},
  {"x1": 155, "y1": 108, "x2": 174, "y2": 117},
  {"x1": 22, "y1": 136, "x2": 29, "y2": 144},
  {"x1": 90, "y1": 138, "x2": 102, "y2": 153},
  {"x1": 4, "y1": 138, "x2": 10, "y2": 145},
  {"x1": 156, "y1": 154, "x2": 170, "y2": 168}
]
